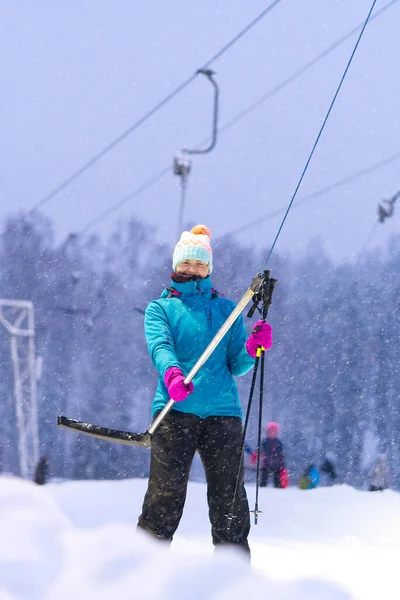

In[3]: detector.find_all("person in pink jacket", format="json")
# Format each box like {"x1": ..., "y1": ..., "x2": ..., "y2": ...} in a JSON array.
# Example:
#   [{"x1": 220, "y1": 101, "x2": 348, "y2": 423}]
[{"x1": 260, "y1": 422, "x2": 285, "y2": 488}]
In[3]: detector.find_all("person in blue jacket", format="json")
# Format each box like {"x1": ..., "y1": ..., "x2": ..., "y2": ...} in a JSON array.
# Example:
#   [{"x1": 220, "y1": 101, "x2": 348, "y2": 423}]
[
  {"x1": 298, "y1": 464, "x2": 321, "y2": 489},
  {"x1": 137, "y1": 225, "x2": 273, "y2": 556}
]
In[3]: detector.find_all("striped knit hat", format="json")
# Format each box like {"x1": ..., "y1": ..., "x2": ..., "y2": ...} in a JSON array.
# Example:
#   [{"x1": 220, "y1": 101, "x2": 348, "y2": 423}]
[{"x1": 172, "y1": 225, "x2": 213, "y2": 274}]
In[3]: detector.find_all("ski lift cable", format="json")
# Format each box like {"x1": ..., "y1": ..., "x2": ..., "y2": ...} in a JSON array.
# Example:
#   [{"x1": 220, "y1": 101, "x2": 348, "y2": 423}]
[
  {"x1": 29, "y1": 0, "x2": 283, "y2": 215},
  {"x1": 219, "y1": 150, "x2": 400, "y2": 239},
  {"x1": 79, "y1": 166, "x2": 171, "y2": 235},
  {"x1": 75, "y1": 149, "x2": 400, "y2": 239},
  {"x1": 262, "y1": 0, "x2": 378, "y2": 269},
  {"x1": 76, "y1": 0, "x2": 397, "y2": 236},
  {"x1": 219, "y1": 0, "x2": 399, "y2": 136},
  {"x1": 81, "y1": 70, "x2": 218, "y2": 235}
]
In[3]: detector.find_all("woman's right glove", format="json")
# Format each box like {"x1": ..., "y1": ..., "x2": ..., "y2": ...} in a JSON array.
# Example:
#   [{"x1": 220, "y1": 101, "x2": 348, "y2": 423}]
[
  {"x1": 164, "y1": 367, "x2": 194, "y2": 402},
  {"x1": 245, "y1": 320, "x2": 273, "y2": 358}
]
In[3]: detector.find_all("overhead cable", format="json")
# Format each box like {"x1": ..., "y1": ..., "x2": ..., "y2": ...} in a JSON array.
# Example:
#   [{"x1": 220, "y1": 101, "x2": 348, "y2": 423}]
[
  {"x1": 262, "y1": 0, "x2": 378, "y2": 268},
  {"x1": 30, "y1": 0, "x2": 283, "y2": 214},
  {"x1": 77, "y1": 0, "x2": 397, "y2": 235},
  {"x1": 222, "y1": 150, "x2": 400, "y2": 238}
]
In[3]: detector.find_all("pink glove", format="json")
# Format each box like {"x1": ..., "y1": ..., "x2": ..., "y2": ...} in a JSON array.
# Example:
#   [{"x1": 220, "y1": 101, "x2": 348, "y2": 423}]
[
  {"x1": 245, "y1": 320, "x2": 273, "y2": 358},
  {"x1": 249, "y1": 451, "x2": 258, "y2": 466},
  {"x1": 164, "y1": 367, "x2": 194, "y2": 402}
]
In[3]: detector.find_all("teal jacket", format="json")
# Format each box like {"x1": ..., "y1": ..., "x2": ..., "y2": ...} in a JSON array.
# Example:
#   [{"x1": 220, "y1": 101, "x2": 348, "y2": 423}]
[{"x1": 144, "y1": 277, "x2": 255, "y2": 418}]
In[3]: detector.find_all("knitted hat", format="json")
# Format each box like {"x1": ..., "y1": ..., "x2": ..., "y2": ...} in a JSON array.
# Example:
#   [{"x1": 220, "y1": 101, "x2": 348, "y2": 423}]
[
  {"x1": 266, "y1": 421, "x2": 279, "y2": 435},
  {"x1": 172, "y1": 225, "x2": 213, "y2": 273}
]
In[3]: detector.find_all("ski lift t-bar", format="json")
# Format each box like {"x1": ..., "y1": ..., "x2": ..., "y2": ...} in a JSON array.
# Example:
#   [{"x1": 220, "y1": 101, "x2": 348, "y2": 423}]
[{"x1": 58, "y1": 272, "x2": 272, "y2": 447}]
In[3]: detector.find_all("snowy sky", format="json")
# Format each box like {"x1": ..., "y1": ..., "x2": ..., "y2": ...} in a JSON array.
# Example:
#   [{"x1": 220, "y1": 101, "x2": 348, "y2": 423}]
[
  {"x1": 1, "y1": 0, "x2": 400, "y2": 261},
  {"x1": 1, "y1": 476, "x2": 400, "y2": 599}
]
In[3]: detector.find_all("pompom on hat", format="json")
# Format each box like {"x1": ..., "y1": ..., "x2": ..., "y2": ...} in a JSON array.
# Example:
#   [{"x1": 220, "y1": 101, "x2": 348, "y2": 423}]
[
  {"x1": 172, "y1": 225, "x2": 213, "y2": 273},
  {"x1": 266, "y1": 421, "x2": 279, "y2": 435}
]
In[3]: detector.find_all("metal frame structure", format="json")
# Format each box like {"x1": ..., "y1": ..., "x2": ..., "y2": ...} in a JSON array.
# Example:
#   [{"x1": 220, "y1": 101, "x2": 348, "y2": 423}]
[
  {"x1": 0, "y1": 299, "x2": 39, "y2": 479},
  {"x1": 173, "y1": 69, "x2": 219, "y2": 237}
]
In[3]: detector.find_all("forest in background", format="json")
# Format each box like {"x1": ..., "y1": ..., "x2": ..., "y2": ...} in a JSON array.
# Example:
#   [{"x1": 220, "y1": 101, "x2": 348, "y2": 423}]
[{"x1": 1, "y1": 211, "x2": 399, "y2": 488}]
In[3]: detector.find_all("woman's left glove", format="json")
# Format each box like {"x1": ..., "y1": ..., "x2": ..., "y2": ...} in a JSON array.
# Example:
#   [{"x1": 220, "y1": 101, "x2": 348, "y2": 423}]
[{"x1": 245, "y1": 320, "x2": 273, "y2": 358}]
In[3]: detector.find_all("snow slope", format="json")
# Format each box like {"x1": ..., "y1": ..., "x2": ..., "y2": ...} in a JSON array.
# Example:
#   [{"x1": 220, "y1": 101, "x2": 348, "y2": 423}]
[{"x1": 1, "y1": 476, "x2": 399, "y2": 599}]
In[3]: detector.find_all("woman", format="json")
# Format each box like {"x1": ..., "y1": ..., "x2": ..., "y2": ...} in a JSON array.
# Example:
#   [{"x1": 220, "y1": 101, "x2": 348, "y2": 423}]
[{"x1": 137, "y1": 225, "x2": 273, "y2": 555}]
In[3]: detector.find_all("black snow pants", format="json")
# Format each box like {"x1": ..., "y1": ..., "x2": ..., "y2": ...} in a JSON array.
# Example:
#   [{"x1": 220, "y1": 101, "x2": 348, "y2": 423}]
[
  {"x1": 138, "y1": 409, "x2": 250, "y2": 554},
  {"x1": 260, "y1": 467, "x2": 281, "y2": 488}
]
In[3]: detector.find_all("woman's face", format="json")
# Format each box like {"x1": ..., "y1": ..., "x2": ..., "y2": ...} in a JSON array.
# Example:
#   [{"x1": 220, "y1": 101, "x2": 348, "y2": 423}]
[{"x1": 176, "y1": 259, "x2": 209, "y2": 278}]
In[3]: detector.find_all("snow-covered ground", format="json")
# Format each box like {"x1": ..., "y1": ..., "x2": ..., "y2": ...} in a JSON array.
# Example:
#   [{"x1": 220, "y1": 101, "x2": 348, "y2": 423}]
[{"x1": 1, "y1": 475, "x2": 399, "y2": 600}]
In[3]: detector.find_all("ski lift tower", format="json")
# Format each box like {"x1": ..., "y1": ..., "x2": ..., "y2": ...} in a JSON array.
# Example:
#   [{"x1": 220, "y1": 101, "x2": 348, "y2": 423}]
[{"x1": 0, "y1": 299, "x2": 39, "y2": 479}]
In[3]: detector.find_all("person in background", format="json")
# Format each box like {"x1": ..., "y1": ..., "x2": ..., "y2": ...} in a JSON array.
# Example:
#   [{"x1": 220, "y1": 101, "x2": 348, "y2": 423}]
[
  {"x1": 320, "y1": 456, "x2": 337, "y2": 486},
  {"x1": 367, "y1": 454, "x2": 391, "y2": 491},
  {"x1": 298, "y1": 463, "x2": 320, "y2": 489},
  {"x1": 33, "y1": 456, "x2": 49, "y2": 486},
  {"x1": 244, "y1": 442, "x2": 253, "y2": 457},
  {"x1": 259, "y1": 421, "x2": 285, "y2": 488},
  {"x1": 137, "y1": 225, "x2": 273, "y2": 557}
]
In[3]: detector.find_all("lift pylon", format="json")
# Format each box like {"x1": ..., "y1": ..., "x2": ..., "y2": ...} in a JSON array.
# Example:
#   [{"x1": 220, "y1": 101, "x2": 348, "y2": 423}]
[{"x1": 0, "y1": 299, "x2": 39, "y2": 479}]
